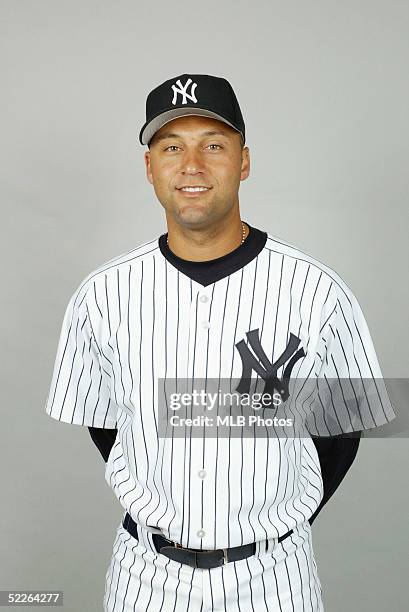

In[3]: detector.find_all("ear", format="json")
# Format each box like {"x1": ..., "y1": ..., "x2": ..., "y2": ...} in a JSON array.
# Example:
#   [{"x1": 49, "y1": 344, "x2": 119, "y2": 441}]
[
  {"x1": 240, "y1": 146, "x2": 250, "y2": 182},
  {"x1": 144, "y1": 150, "x2": 153, "y2": 185}
]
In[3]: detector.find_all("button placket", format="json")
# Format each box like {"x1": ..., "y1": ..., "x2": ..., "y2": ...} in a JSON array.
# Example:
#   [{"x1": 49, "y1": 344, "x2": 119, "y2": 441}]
[
  {"x1": 190, "y1": 289, "x2": 212, "y2": 546},
  {"x1": 199, "y1": 291, "x2": 211, "y2": 331}
]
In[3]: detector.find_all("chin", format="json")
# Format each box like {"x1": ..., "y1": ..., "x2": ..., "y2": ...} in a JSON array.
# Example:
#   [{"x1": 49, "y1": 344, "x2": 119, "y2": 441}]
[{"x1": 176, "y1": 206, "x2": 214, "y2": 225}]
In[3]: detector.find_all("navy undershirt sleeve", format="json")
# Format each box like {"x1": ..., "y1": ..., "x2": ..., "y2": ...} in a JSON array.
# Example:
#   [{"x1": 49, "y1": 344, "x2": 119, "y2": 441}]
[
  {"x1": 88, "y1": 427, "x2": 117, "y2": 462},
  {"x1": 308, "y1": 431, "x2": 361, "y2": 525}
]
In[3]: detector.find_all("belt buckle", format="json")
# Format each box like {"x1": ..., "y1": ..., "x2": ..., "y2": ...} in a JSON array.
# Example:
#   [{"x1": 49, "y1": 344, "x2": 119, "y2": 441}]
[
  {"x1": 173, "y1": 541, "x2": 198, "y2": 568},
  {"x1": 171, "y1": 540, "x2": 229, "y2": 568}
]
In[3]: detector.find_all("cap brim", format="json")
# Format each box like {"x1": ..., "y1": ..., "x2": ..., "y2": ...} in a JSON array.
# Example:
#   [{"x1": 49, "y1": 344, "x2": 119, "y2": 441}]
[{"x1": 139, "y1": 107, "x2": 241, "y2": 145}]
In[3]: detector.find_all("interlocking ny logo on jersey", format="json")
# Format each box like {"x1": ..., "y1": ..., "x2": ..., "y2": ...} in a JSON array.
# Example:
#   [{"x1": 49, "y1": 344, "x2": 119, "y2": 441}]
[
  {"x1": 171, "y1": 78, "x2": 198, "y2": 105},
  {"x1": 234, "y1": 329, "x2": 305, "y2": 402}
]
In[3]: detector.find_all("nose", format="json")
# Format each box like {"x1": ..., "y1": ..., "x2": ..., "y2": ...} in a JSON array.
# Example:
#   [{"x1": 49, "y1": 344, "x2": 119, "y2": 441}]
[{"x1": 179, "y1": 148, "x2": 205, "y2": 176}]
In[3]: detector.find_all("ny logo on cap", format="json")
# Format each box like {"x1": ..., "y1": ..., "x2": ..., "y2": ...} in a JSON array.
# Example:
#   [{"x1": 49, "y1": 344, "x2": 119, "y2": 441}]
[
  {"x1": 234, "y1": 329, "x2": 305, "y2": 402},
  {"x1": 171, "y1": 78, "x2": 198, "y2": 105}
]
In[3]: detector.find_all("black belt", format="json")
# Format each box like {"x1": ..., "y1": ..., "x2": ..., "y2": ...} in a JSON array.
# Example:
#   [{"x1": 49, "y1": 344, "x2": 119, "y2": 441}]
[{"x1": 122, "y1": 512, "x2": 293, "y2": 569}]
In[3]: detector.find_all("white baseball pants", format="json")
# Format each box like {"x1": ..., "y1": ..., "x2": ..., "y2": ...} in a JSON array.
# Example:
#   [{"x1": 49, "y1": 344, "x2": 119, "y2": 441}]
[{"x1": 103, "y1": 519, "x2": 324, "y2": 612}]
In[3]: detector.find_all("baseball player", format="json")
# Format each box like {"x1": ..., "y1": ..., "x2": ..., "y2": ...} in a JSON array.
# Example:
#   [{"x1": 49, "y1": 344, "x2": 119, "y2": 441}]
[{"x1": 45, "y1": 73, "x2": 396, "y2": 612}]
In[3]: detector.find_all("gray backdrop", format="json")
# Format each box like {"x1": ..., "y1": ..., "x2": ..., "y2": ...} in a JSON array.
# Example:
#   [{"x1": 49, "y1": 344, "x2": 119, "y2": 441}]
[{"x1": 1, "y1": 1, "x2": 408, "y2": 610}]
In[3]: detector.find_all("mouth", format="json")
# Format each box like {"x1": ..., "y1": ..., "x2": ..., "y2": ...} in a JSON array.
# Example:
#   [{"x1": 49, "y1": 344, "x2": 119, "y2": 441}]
[{"x1": 176, "y1": 186, "x2": 212, "y2": 197}]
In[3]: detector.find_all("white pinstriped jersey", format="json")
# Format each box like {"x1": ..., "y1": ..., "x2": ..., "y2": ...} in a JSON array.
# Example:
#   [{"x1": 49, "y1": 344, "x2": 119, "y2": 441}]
[{"x1": 45, "y1": 227, "x2": 395, "y2": 550}]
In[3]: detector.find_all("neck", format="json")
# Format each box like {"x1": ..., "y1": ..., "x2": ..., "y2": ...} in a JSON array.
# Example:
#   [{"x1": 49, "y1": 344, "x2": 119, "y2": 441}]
[{"x1": 166, "y1": 218, "x2": 249, "y2": 262}]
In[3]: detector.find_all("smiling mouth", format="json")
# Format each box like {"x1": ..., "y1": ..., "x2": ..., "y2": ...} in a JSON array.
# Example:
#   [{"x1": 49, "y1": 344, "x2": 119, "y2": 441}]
[
  {"x1": 176, "y1": 186, "x2": 212, "y2": 196},
  {"x1": 177, "y1": 186, "x2": 212, "y2": 192}
]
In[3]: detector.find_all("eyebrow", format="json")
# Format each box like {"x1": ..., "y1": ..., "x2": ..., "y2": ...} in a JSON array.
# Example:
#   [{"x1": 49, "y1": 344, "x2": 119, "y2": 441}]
[{"x1": 152, "y1": 129, "x2": 230, "y2": 145}]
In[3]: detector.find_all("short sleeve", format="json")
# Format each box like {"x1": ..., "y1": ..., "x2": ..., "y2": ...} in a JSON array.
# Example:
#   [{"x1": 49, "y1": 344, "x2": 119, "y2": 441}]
[
  {"x1": 45, "y1": 284, "x2": 118, "y2": 428},
  {"x1": 306, "y1": 282, "x2": 396, "y2": 436}
]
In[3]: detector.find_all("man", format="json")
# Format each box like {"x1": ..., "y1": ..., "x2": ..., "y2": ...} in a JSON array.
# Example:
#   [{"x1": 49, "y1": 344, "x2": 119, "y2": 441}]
[{"x1": 45, "y1": 73, "x2": 395, "y2": 611}]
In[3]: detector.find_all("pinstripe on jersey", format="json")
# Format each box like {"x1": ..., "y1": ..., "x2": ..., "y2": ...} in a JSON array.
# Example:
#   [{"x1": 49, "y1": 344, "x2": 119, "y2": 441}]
[{"x1": 45, "y1": 229, "x2": 395, "y2": 551}]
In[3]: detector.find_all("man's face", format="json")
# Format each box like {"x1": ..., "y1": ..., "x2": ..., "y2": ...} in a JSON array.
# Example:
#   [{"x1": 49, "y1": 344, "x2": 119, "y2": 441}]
[{"x1": 144, "y1": 115, "x2": 250, "y2": 229}]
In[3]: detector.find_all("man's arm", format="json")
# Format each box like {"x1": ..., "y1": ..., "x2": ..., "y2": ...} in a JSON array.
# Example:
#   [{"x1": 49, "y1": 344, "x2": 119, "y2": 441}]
[
  {"x1": 88, "y1": 427, "x2": 117, "y2": 462},
  {"x1": 309, "y1": 431, "x2": 362, "y2": 525}
]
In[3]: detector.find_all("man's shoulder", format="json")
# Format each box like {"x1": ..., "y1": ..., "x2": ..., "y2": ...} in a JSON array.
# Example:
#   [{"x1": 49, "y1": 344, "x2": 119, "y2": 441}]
[
  {"x1": 264, "y1": 231, "x2": 355, "y2": 300},
  {"x1": 72, "y1": 234, "x2": 161, "y2": 303}
]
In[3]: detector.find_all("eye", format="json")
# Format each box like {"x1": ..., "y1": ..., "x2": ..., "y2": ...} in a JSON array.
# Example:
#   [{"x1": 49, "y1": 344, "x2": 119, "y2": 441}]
[{"x1": 163, "y1": 143, "x2": 223, "y2": 152}]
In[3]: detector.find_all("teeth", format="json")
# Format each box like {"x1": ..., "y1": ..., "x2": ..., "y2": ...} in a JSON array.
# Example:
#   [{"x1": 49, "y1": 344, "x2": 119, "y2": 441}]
[{"x1": 180, "y1": 187, "x2": 209, "y2": 192}]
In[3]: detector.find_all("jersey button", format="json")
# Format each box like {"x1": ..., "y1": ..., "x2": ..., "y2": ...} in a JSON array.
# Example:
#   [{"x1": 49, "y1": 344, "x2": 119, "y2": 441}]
[
  {"x1": 201, "y1": 321, "x2": 210, "y2": 329},
  {"x1": 199, "y1": 295, "x2": 208, "y2": 303},
  {"x1": 198, "y1": 469, "x2": 206, "y2": 478},
  {"x1": 197, "y1": 529, "x2": 206, "y2": 538}
]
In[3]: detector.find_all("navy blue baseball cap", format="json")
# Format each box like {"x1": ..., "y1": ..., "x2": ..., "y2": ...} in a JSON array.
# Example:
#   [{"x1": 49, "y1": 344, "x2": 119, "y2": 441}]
[{"x1": 139, "y1": 73, "x2": 246, "y2": 146}]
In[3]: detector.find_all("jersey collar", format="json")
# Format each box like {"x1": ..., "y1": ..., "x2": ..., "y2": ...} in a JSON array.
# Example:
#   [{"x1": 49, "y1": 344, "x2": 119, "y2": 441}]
[{"x1": 158, "y1": 221, "x2": 267, "y2": 287}]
